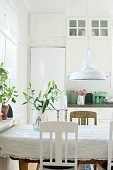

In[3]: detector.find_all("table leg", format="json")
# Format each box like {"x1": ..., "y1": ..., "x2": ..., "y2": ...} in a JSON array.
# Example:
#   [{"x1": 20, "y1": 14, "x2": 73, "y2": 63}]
[{"x1": 19, "y1": 159, "x2": 28, "y2": 170}]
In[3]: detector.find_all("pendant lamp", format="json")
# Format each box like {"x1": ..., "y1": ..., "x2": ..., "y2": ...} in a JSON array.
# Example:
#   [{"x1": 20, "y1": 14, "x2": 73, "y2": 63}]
[{"x1": 70, "y1": 49, "x2": 106, "y2": 80}]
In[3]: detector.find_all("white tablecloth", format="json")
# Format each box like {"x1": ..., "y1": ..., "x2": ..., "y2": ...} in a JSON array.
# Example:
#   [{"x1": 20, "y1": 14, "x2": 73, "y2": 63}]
[{"x1": 0, "y1": 124, "x2": 110, "y2": 160}]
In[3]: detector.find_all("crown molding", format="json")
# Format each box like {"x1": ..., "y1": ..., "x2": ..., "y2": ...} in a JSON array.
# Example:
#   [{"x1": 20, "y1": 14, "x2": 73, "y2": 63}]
[{"x1": 23, "y1": 0, "x2": 31, "y2": 11}]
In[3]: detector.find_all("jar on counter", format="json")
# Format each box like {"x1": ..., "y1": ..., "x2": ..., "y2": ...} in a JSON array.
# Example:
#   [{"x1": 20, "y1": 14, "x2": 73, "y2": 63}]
[{"x1": 95, "y1": 96, "x2": 100, "y2": 104}]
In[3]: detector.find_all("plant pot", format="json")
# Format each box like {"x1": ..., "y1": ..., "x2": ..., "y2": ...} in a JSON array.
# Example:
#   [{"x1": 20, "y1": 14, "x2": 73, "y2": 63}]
[
  {"x1": 32, "y1": 109, "x2": 48, "y2": 130},
  {"x1": 2, "y1": 104, "x2": 9, "y2": 120}
]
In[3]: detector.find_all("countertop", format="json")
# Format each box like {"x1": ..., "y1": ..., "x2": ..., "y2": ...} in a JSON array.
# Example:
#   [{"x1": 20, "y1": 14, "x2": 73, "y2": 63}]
[{"x1": 68, "y1": 103, "x2": 113, "y2": 108}]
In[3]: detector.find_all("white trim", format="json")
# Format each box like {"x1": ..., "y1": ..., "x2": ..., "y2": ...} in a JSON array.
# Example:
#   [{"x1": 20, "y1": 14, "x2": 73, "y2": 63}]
[
  {"x1": 0, "y1": 27, "x2": 18, "y2": 45},
  {"x1": 23, "y1": 0, "x2": 31, "y2": 11}
]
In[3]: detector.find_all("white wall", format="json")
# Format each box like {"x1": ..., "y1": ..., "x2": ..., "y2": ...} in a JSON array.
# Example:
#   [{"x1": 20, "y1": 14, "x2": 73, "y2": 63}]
[
  {"x1": 0, "y1": 0, "x2": 28, "y2": 123},
  {"x1": 6, "y1": 0, "x2": 28, "y2": 124},
  {"x1": 0, "y1": 1, "x2": 28, "y2": 169}
]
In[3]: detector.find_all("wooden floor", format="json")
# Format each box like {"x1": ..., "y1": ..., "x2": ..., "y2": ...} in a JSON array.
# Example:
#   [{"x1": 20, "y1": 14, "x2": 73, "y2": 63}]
[{"x1": 28, "y1": 163, "x2": 38, "y2": 170}]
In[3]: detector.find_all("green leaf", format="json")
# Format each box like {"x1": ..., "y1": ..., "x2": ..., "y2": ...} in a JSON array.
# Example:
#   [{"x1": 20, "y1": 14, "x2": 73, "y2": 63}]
[
  {"x1": 14, "y1": 91, "x2": 18, "y2": 93},
  {"x1": 22, "y1": 102, "x2": 28, "y2": 105},
  {"x1": 29, "y1": 82, "x2": 32, "y2": 88},
  {"x1": 12, "y1": 98, "x2": 16, "y2": 103},
  {"x1": 48, "y1": 81, "x2": 51, "y2": 87},
  {"x1": 49, "y1": 103, "x2": 56, "y2": 110},
  {"x1": 52, "y1": 80, "x2": 55, "y2": 86},
  {"x1": 38, "y1": 90, "x2": 42, "y2": 97},
  {"x1": 0, "y1": 96, "x2": 2, "y2": 103},
  {"x1": 14, "y1": 95, "x2": 18, "y2": 97}
]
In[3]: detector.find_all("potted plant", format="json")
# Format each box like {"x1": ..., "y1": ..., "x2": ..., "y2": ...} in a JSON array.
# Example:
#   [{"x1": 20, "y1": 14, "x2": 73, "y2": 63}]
[
  {"x1": 23, "y1": 80, "x2": 62, "y2": 128},
  {"x1": 75, "y1": 89, "x2": 87, "y2": 105},
  {"x1": 0, "y1": 62, "x2": 18, "y2": 119}
]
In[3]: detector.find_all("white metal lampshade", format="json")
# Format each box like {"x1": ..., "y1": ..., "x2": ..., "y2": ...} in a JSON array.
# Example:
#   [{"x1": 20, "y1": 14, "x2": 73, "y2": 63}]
[
  {"x1": 70, "y1": 49, "x2": 106, "y2": 80},
  {"x1": 70, "y1": 69, "x2": 106, "y2": 80}
]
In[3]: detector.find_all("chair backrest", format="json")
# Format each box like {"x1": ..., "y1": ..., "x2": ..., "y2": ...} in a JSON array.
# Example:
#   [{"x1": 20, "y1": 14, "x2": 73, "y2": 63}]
[
  {"x1": 70, "y1": 111, "x2": 97, "y2": 125},
  {"x1": 40, "y1": 121, "x2": 78, "y2": 170},
  {"x1": 108, "y1": 121, "x2": 113, "y2": 170}
]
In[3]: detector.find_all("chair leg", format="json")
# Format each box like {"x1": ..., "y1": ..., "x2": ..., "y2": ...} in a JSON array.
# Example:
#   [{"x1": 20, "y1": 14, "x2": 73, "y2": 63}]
[
  {"x1": 36, "y1": 163, "x2": 40, "y2": 170},
  {"x1": 94, "y1": 164, "x2": 97, "y2": 170},
  {"x1": 19, "y1": 159, "x2": 28, "y2": 170}
]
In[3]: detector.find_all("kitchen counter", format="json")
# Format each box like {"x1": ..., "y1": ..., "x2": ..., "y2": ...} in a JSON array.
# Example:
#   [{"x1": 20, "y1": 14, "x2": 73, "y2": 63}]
[{"x1": 68, "y1": 103, "x2": 113, "y2": 108}]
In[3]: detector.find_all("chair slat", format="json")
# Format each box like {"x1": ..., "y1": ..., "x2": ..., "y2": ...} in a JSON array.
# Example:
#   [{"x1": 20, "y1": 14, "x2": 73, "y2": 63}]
[
  {"x1": 108, "y1": 121, "x2": 113, "y2": 170},
  {"x1": 50, "y1": 132, "x2": 52, "y2": 163},
  {"x1": 70, "y1": 111, "x2": 97, "y2": 170},
  {"x1": 40, "y1": 121, "x2": 78, "y2": 170},
  {"x1": 70, "y1": 111, "x2": 97, "y2": 125},
  {"x1": 65, "y1": 132, "x2": 68, "y2": 163}
]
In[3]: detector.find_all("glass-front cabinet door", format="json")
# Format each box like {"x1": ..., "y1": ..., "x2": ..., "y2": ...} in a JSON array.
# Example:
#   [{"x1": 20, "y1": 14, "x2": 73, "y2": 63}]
[
  {"x1": 68, "y1": 19, "x2": 86, "y2": 37},
  {"x1": 91, "y1": 19, "x2": 108, "y2": 37},
  {"x1": 67, "y1": 17, "x2": 109, "y2": 38}
]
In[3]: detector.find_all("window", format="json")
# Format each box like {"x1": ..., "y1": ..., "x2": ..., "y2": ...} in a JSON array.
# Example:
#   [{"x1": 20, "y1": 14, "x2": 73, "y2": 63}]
[{"x1": 0, "y1": 31, "x2": 17, "y2": 87}]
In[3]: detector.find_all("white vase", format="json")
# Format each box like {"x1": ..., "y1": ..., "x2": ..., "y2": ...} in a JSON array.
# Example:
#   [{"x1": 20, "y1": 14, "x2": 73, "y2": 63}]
[
  {"x1": 32, "y1": 110, "x2": 48, "y2": 130},
  {"x1": 77, "y1": 95, "x2": 85, "y2": 105}
]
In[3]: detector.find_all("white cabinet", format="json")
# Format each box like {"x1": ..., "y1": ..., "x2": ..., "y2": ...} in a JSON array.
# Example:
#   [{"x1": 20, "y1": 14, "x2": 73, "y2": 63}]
[
  {"x1": 67, "y1": 18, "x2": 109, "y2": 38},
  {"x1": 66, "y1": 17, "x2": 112, "y2": 75},
  {"x1": 29, "y1": 13, "x2": 65, "y2": 46},
  {"x1": 29, "y1": 13, "x2": 65, "y2": 37},
  {"x1": 67, "y1": 107, "x2": 113, "y2": 126}
]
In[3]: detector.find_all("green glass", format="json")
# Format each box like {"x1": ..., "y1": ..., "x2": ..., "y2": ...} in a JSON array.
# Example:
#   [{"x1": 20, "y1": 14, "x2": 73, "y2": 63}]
[
  {"x1": 66, "y1": 91, "x2": 71, "y2": 104},
  {"x1": 92, "y1": 20, "x2": 99, "y2": 27},
  {"x1": 69, "y1": 29, "x2": 77, "y2": 36},
  {"x1": 69, "y1": 20, "x2": 77, "y2": 27},
  {"x1": 96, "y1": 96, "x2": 100, "y2": 104},
  {"x1": 70, "y1": 91, "x2": 77, "y2": 104},
  {"x1": 78, "y1": 20, "x2": 85, "y2": 27},
  {"x1": 100, "y1": 20, "x2": 108, "y2": 27}
]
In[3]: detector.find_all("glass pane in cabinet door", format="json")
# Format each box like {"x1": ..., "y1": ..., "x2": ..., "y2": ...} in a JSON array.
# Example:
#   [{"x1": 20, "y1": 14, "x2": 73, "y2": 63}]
[
  {"x1": 100, "y1": 20, "x2": 108, "y2": 27},
  {"x1": 92, "y1": 29, "x2": 99, "y2": 36},
  {"x1": 101, "y1": 29, "x2": 108, "y2": 36},
  {"x1": 69, "y1": 20, "x2": 77, "y2": 27},
  {"x1": 78, "y1": 29, "x2": 85, "y2": 36},
  {"x1": 69, "y1": 29, "x2": 77, "y2": 36},
  {"x1": 92, "y1": 20, "x2": 99, "y2": 27},
  {"x1": 78, "y1": 20, "x2": 85, "y2": 27}
]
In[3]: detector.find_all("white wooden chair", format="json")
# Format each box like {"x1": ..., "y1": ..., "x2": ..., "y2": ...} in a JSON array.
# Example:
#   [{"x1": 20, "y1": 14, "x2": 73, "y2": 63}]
[
  {"x1": 40, "y1": 121, "x2": 78, "y2": 170},
  {"x1": 70, "y1": 111, "x2": 99, "y2": 170},
  {"x1": 108, "y1": 121, "x2": 113, "y2": 170}
]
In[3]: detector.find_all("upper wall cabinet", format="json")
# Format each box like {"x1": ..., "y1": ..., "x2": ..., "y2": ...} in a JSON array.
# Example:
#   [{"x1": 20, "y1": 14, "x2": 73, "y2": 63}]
[
  {"x1": 67, "y1": 17, "x2": 110, "y2": 38},
  {"x1": 29, "y1": 13, "x2": 65, "y2": 37},
  {"x1": 66, "y1": 17, "x2": 112, "y2": 75}
]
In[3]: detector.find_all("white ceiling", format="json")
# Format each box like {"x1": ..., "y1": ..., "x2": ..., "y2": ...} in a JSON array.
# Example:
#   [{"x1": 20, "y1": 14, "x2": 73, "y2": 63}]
[{"x1": 26, "y1": 0, "x2": 113, "y2": 15}]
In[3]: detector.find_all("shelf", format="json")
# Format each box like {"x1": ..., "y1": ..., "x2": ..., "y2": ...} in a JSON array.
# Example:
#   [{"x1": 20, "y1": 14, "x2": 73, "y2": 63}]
[{"x1": 68, "y1": 104, "x2": 113, "y2": 108}]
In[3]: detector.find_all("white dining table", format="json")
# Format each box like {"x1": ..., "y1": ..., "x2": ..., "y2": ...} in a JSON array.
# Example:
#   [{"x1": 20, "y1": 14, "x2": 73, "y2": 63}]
[{"x1": 0, "y1": 124, "x2": 110, "y2": 170}]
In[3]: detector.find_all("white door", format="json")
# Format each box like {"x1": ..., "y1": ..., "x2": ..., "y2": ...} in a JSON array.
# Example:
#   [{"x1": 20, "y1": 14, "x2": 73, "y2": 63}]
[{"x1": 31, "y1": 47, "x2": 65, "y2": 90}]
